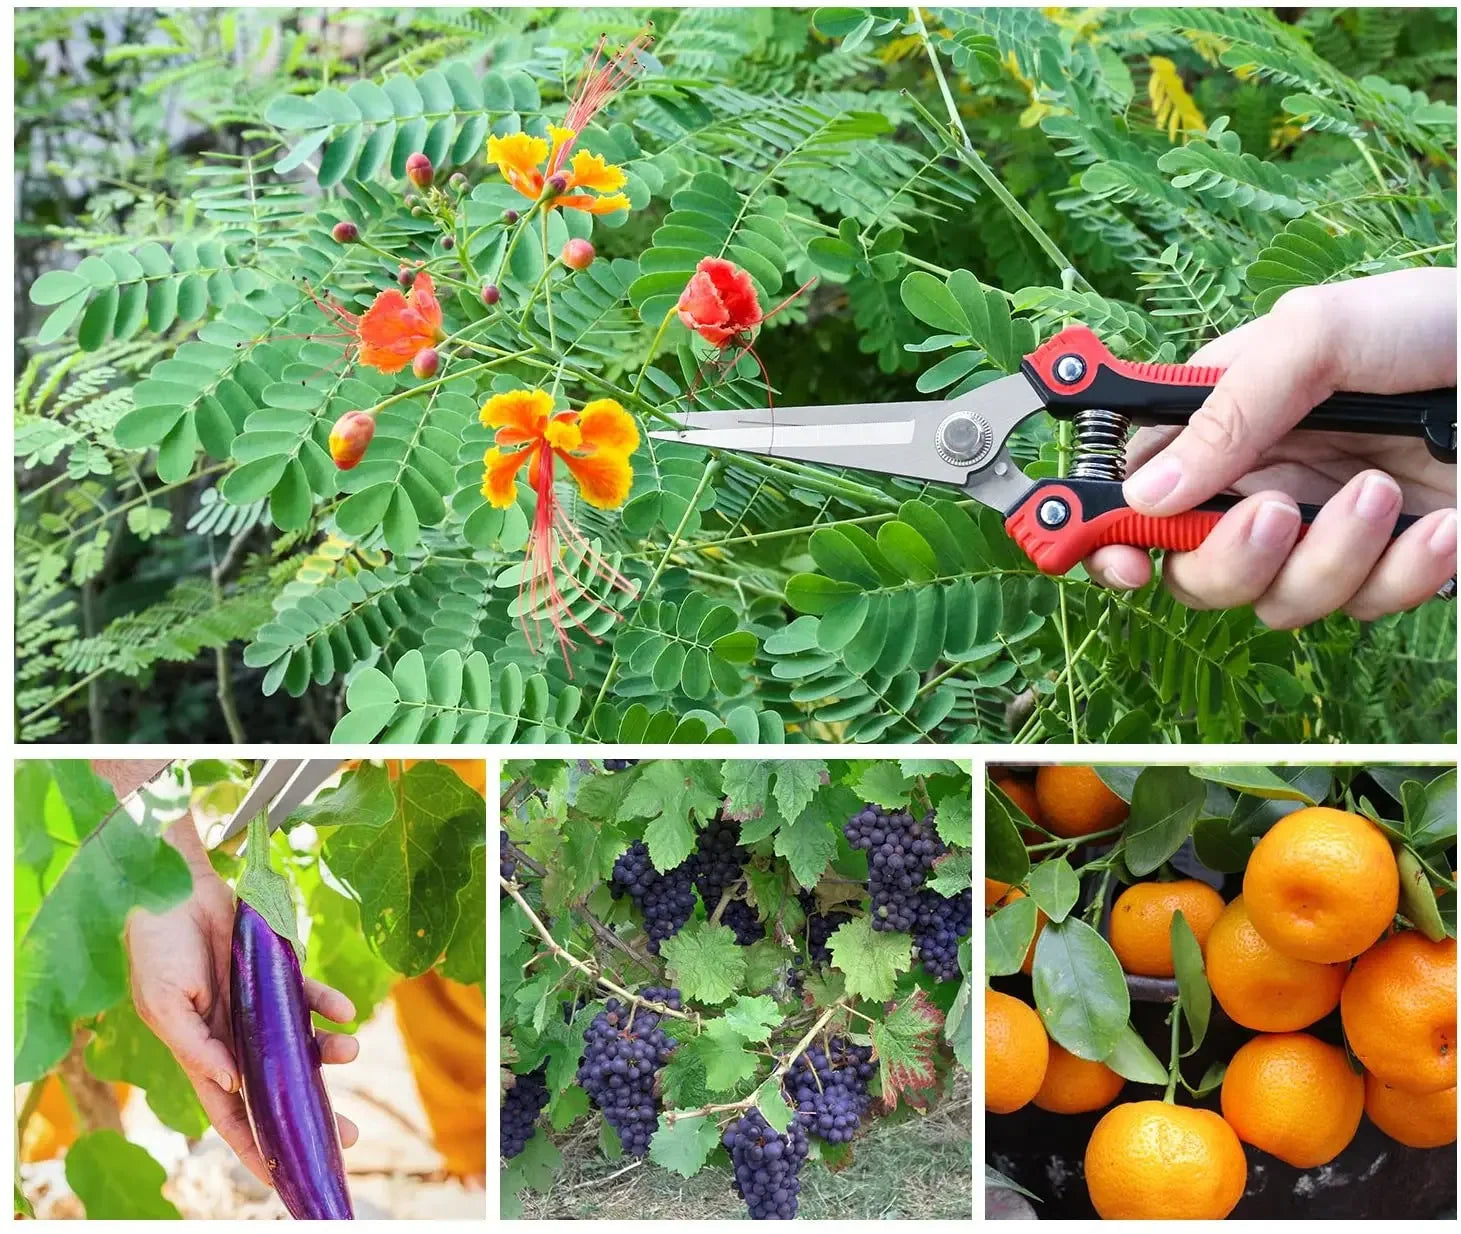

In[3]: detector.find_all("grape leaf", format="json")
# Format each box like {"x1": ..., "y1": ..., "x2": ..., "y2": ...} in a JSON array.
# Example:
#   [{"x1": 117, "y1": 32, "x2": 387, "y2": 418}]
[
  {"x1": 619, "y1": 760, "x2": 723, "y2": 870},
  {"x1": 721, "y1": 759, "x2": 828, "y2": 822},
  {"x1": 698, "y1": 1017, "x2": 764, "y2": 1089},
  {"x1": 650, "y1": 1110, "x2": 722, "y2": 1176},
  {"x1": 853, "y1": 762, "x2": 913, "y2": 807},
  {"x1": 659, "y1": 920, "x2": 749, "y2": 1005},
  {"x1": 826, "y1": 914, "x2": 913, "y2": 1002}
]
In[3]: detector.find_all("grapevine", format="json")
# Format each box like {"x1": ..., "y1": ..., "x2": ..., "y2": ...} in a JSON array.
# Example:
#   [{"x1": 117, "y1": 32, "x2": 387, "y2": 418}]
[{"x1": 500, "y1": 757, "x2": 973, "y2": 1220}]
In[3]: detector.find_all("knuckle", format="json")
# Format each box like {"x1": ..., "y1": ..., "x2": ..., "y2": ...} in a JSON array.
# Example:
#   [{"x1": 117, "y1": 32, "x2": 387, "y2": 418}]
[
  {"x1": 1254, "y1": 596, "x2": 1309, "y2": 630},
  {"x1": 1184, "y1": 393, "x2": 1249, "y2": 458}
]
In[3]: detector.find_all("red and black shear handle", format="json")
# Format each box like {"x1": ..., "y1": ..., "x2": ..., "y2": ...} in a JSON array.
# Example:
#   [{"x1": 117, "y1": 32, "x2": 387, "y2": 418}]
[
  {"x1": 1006, "y1": 478, "x2": 1429, "y2": 575},
  {"x1": 1007, "y1": 327, "x2": 1456, "y2": 574}
]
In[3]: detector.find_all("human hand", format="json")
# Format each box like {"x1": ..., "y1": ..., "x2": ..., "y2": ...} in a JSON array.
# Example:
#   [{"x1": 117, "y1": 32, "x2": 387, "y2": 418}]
[
  {"x1": 1084, "y1": 267, "x2": 1456, "y2": 626},
  {"x1": 125, "y1": 826, "x2": 360, "y2": 1184}
]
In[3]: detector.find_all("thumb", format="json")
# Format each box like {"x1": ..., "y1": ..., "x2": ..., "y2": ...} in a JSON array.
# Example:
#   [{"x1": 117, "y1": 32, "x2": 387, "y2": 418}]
[{"x1": 1122, "y1": 302, "x2": 1338, "y2": 515}]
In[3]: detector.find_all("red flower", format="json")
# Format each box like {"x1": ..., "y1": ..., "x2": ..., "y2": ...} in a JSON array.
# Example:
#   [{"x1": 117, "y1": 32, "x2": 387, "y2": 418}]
[
  {"x1": 677, "y1": 257, "x2": 763, "y2": 346},
  {"x1": 299, "y1": 272, "x2": 445, "y2": 377},
  {"x1": 675, "y1": 258, "x2": 815, "y2": 406}
]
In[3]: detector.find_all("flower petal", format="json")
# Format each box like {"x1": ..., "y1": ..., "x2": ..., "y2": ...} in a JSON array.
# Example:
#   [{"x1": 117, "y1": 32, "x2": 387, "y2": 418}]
[
  {"x1": 482, "y1": 445, "x2": 533, "y2": 508},
  {"x1": 481, "y1": 389, "x2": 556, "y2": 435},
  {"x1": 559, "y1": 449, "x2": 634, "y2": 509},
  {"x1": 488, "y1": 132, "x2": 549, "y2": 179},
  {"x1": 358, "y1": 289, "x2": 430, "y2": 373},
  {"x1": 407, "y1": 272, "x2": 443, "y2": 333},
  {"x1": 701, "y1": 257, "x2": 762, "y2": 329},
  {"x1": 567, "y1": 150, "x2": 627, "y2": 193},
  {"x1": 558, "y1": 192, "x2": 630, "y2": 215},
  {"x1": 578, "y1": 399, "x2": 639, "y2": 456}
]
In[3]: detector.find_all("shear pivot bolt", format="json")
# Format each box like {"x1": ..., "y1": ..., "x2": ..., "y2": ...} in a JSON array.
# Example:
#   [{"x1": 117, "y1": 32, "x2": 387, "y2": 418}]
[
  {"x1": 1055, "y1": 354, "x2": 1086, "y2": 385},
  {"x1": 935, "y1": 412, "x2": 989, "y2": 466},
  {"x1": 1037, "y1": 498, "x2": 1070, "y2": 529}
]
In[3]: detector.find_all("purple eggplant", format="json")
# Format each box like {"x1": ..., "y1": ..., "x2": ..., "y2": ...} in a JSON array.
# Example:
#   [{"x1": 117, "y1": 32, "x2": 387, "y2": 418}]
[{"x1": 230, "y1": 898, "x2": 353, "y2": 1219}]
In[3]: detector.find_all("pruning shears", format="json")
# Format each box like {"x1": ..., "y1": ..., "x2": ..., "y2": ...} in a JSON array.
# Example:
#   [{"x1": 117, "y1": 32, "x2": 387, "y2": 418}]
[
  {"x1": 219, "y1": 759, "x2": 339, "y2": 843},
  {"x1": 650, "y1": 325, "x2": 1457, "y2": 575}
]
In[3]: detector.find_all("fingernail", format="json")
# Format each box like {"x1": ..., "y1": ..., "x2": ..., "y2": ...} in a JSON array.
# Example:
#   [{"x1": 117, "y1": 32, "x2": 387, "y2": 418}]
[
  {"x1": 215, "y1": 1071, "x2": 234, "y2": 1092},
  {"x1": 1106, "y1": 563, "x2": 1144, "y2": 590},
  {"x1": 1355, "y1": 474, "x2": 1401, "y2": 523},
  {"x1": 1125, "y1": 457, "x2": 1183, "y2": 508},
  {"x1": 1428, "y1": 509, "x2": 1457, "y2": 557},
  {"x1": 1250, "y1": 500, "x2": 1300, "y2": 551}
]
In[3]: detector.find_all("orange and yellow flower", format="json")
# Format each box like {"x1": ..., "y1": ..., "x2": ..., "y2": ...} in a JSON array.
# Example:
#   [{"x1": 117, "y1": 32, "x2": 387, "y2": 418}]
[
  {"x1": 486, "y1": 29, "x2": 651, "y2": 215},
  {"x1": 487, "y1": 131, "x2": 631, "y2": 215},
  {"x1": 480, "y1": 389, "x2": 639, "y2": 662}
]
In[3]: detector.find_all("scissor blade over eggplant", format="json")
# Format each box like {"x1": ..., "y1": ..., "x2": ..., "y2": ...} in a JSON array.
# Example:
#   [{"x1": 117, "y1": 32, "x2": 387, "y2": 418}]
[
  {"x1": 648, "y1": 371, "x2": 1045, "y2": 508},
  {"x1": 231, "y1": 899, "x2": 353, "y2": 1220}
]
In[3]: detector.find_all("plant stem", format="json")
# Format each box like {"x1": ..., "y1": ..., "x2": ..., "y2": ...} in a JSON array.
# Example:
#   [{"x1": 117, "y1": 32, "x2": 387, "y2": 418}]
[
  {"x1": 908, "y1": 7, "x2": 1090, "y2": 291},
  {"x1": 588, "y1": 463, "x2": 719, "y2": 723}
]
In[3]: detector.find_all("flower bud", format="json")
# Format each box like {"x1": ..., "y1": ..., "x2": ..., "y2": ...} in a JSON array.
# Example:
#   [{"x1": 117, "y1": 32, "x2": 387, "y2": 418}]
[
  {"x1": 449, "y1": 172, "x2": 470, "y2": 193},
  {"x1": 329, "y1": 411, "x2": 375, "y2": 470},
  {"x1": 561, "y1": 238, "x2": 596, "y2": 271},
  {"x1": 403, "y1": 191, "x2": 420, "y2": 208},
  {"x1": 405, "y1": 152, "x2": 434, "y2": 189},
  {"x1": 442, "y1": 235, "x2": 455, "y2": 250},
  {"x1": 331, "y1": 220, "x2": 359, "y2": 244},
  {"x1": 410, "y1": 205, "x2": 427, "y2": 218},
  {"x1": 481, "y1": 284, "x2": 501, "y2": 306},
  {"x1": 398, "y1": 264, "x2": 415, "y2": 288},
  {"x1": 412, "y1": 348, "x2": 441, "y2": 380},
  {"x1": 546, "y1": 173, "x2": 568, "y2": 195},
  {"x1": 503, "y1": 209, "x2": 520, "y2": 224}
]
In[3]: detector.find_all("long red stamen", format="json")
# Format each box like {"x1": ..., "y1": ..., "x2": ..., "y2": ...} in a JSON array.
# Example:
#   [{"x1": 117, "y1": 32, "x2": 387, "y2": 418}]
[
  {"x1": 515, "y1": 446, "x2": 635, "y2": 670},
  {"x1": 562, "y1": 27, "x2": 653, "y2": 141}
]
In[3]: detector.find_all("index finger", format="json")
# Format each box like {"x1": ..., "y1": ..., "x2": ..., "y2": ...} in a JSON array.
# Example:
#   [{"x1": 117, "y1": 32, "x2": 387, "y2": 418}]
[
  {"x1": 304, "y1": 977, "x2": 356, "y2": 1026},
  {"x1": 1122, "y1": 299, "x2": 1339, "y2": 516}
]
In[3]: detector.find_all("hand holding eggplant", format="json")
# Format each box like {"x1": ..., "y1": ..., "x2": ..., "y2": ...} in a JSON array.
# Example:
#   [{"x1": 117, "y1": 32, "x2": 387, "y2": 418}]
[{"x1": 127, "y1": 814, "x2": 359, "y2": 1202}]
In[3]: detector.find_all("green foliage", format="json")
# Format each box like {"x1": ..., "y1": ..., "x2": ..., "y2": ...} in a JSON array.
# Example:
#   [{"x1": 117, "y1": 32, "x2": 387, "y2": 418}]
[{"x1": 15, "y1": 6, "x2": 1457, "y2": 744}]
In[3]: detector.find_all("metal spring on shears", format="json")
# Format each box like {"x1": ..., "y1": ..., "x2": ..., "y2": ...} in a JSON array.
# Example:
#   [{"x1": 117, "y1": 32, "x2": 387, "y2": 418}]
[{"x1": 1070, "y1": 408, "x2": 1132, "y2": 481}]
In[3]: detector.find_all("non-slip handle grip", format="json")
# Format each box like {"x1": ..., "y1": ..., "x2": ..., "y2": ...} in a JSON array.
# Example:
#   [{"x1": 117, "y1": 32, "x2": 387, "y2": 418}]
[
  {"x1": 1004, "y1": 478, "x2": 1421, "y2": 575},
  {"x1": 1023, "y1": 326, "x2": 1456, "y2": 462}
]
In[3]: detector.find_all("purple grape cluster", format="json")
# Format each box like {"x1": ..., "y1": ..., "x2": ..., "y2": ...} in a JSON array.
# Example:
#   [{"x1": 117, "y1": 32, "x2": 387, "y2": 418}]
[
  {"x1": 912, "y1": 887, "x2": 973, "y2": 981},
  {"x1": 611, "y1": 841, "x2": 696, "y2": 952},
  {"x1": 602, "y1": 758, "x2": 640, "y2": 771},
  {"x1": 500, "y1": 1063, "x2": 549, "y2": 1160},
  {"x1": 500, "y1": 830, "x2": 516, "y2": 880},
  {"x1": 690, "y1": 816, "x2": 764, "y2": 944},
  {"x1": 576, "y1": 987, "x2": 681, "y2": 1157},
  {"x1": 783, "y1": 1039, "x2": 875, "y2": 1144},
  {"x1": 723, "y1": 1107, "x2": 809, "y2": 1219},
  {"x1": 843, "y1": 804, "x2": 945, "y2": 932},
  {"x1": 798, "y1": 890, "x2": 851, "y2": 969}
]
